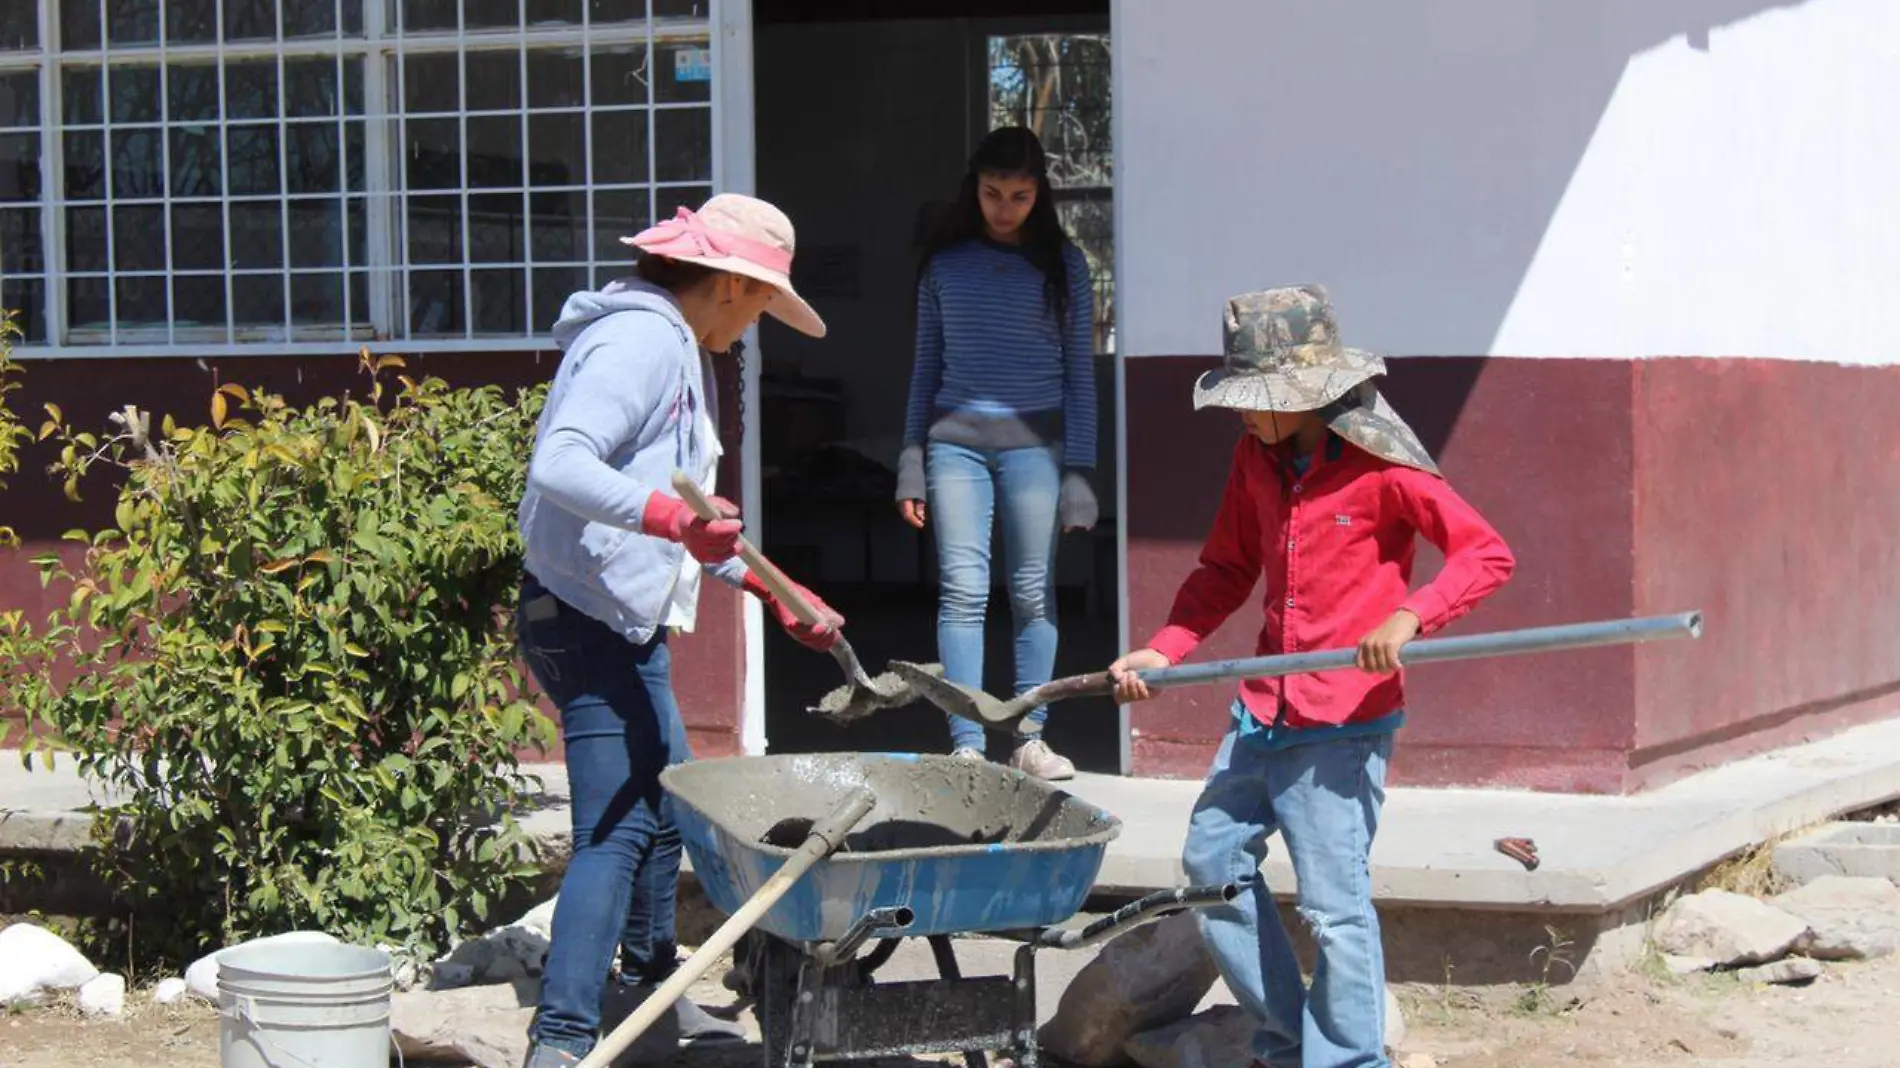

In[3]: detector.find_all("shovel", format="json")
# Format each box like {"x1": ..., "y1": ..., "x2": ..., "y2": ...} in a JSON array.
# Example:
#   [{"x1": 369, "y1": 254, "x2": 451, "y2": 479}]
[
  {"x1": 670, "y1": 471, "x2": 917, "y2": 722},
  {"x1": 887, "y1": 610, "x2": 1704, "y2": 733}
]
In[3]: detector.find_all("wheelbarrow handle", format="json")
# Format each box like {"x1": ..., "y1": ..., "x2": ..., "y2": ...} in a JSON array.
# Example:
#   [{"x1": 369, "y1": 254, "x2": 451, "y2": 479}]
[
  {"x1": 670, "y1": 469, "x2": 828, "y2": 628},
  {"x1": 577, "y1": 785, "x2": 877, "y2": 1068}
]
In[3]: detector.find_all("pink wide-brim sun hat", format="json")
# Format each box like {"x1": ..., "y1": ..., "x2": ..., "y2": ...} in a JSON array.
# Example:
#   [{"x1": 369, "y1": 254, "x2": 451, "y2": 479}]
[{"x1": 621, "y1": 193, "x2": 827, "y2": 338}]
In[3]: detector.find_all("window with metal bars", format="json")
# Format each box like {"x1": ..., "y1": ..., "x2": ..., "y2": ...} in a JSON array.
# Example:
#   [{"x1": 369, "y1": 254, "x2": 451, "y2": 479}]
[
  {"x1": 0, "y1": 0, "x2": 717, "y2": 352},
  {"x1": 988, "y1": 31, "x2": 1113, "y2": 356}
]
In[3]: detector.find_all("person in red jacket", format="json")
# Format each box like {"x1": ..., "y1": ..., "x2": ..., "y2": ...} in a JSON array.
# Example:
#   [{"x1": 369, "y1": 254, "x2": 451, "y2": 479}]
[{"x1": 1110, "y1": 284, "x2": 1514, "y2": 1068}]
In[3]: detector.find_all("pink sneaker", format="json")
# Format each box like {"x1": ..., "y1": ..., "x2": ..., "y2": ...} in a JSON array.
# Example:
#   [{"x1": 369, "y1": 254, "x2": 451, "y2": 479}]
[{"x1": 1008, "y1": 738, "x2": 1075, "y2": 781}]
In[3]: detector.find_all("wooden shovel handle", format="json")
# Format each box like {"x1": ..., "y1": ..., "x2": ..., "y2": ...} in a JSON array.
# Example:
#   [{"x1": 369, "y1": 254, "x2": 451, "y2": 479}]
[
  {"x1": 670, "y1": 470, "x2": 826, "y2": 628},
  {"x1": 1029, "y1": 670, "x2": 1120, "y2": 705}
]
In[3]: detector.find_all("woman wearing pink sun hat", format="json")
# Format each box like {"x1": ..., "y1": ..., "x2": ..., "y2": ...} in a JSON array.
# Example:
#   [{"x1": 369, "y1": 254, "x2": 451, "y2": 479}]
[{"x1": 514, "y1": 194, "x2": 838, "y2": 1067}]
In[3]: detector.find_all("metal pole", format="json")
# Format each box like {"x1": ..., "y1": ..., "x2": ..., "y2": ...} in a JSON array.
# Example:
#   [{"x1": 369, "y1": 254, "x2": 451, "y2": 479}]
[{"x1": 1141, "y1": 611, "x2": 1703, "y2": 691}]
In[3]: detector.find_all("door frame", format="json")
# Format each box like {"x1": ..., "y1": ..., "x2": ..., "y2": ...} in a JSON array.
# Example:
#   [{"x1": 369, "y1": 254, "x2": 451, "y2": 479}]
[{"x1": 721, "y1": 0, "x2": 1132, "y2": 771}]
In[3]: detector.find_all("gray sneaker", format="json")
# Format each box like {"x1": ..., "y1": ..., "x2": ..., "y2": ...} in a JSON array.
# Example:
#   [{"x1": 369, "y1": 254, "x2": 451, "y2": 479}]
[
  {"x1": 1009, "y1": 738, "x2": 1075, "y2": 780},
  {"x1": 951, "y1": 746, "x2": 986, "y2": 761},
  {"x1": 673, "y1": 995, "x2": 746, "y2": 1045}
]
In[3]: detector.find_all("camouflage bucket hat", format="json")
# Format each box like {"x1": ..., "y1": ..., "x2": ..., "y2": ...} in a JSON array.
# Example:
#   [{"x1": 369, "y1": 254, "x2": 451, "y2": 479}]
[
  {"x1": 1318, "y1": 381, "x2": 1440, "y2": 476},
  {"x1": 1196, "y1": 284, "x2": 1440, "y2": 475},
  {"x1": 1195, "y1": 284, "x2": 1384, "y2": 413}
]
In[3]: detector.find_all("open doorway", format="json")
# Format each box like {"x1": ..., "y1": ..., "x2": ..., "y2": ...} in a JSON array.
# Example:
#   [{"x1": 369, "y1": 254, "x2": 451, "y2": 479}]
[{"x1": 749, "y1": 0, "x2": 1120, "y2": 772}]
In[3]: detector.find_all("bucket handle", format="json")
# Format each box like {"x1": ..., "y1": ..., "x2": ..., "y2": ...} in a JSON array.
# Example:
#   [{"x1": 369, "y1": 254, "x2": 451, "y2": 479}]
[{"x1": 226, "y1": 993, "x2": 408, "y2": 1068}]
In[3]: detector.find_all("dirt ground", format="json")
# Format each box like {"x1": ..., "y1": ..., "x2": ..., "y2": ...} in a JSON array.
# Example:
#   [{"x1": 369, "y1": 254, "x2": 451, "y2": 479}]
[{"x1": 5, "y1": 950, "x2": 1898, "y2": 1068}]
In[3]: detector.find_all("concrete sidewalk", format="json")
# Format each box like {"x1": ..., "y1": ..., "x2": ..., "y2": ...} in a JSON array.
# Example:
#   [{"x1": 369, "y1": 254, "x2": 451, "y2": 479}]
[{"x1": 10, "y1": 716, "x2": 1900, "y2": 913}]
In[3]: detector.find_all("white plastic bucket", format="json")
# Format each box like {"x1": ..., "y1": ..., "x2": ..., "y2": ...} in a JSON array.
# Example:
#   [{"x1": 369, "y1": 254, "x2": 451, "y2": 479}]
[{"x1": 218, "y1": 941, "x2": 395, "y2": 1068}]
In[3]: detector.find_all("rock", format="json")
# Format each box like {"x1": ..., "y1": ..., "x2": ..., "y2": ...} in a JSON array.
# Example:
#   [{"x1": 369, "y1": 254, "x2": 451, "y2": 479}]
[
  {"x1": 391, "y1": 977, "x2": 678, "y2": 1068},
  {"x1": 484, "y1": 954, "x2": 528, "y2": 984},
  {"x1": 1123, "y1": 990, "x2": 1405, "y2": 1068},
  {"x1": 1663, "y1": 954, "x2": 1718, "y2": 975},
  {"x1": 78, "y1": 974, "x2": 127, "y2": 1017},
  {"x1": 1040, "y1": 911, "x2": 1220, "y2": 1066},
  {"x1": 430, "y1": 962, "x2": 477, "y2": 991},
  {"x1": 184, "y1": 930, "x2": 341, "y2": 1002},
  {"x1": 1736, "y1": 957, "x2": 1823, "y2": 985},
  {"x1": 1124, "y1": 1005, "x2": 1251, "y2": 1068},
  {"x1": 0, "y1": 923, "x2": 101, "y2": 1006},
  {"x1": 153, "y1": 978, "x2": 191, "y2": 1005},
  {"x1": 393, "y1": 981, "x2": 539, "y2": 1068},
  {"x1": 1771, "y1": 876, "x2": 1900, "y2": 960},
  {"x1": 438, "y1": 923, "x2": 549, "y2": 988},
  {"x1": 1652, "y1": 890, "x2": 1810, "y2": 967},
  {"x1": 1398, "y1": 1055, "x2": 1439, "y2": 1068},
  {"x1": 515, "y1": 898, "x2": 558, "y2": 940},
  {"x1": 1384, "y1": 986, "x2": 1406, "y2": 1051}
]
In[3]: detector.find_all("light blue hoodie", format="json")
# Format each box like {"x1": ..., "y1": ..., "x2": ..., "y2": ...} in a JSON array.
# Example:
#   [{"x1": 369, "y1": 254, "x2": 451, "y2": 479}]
[{"x1": 518, "y1": 278, "x2": 748, "y2": 645}]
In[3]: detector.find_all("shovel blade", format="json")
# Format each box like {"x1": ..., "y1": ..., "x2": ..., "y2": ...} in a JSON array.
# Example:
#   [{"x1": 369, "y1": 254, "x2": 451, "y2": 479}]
[{"x1": 885, "y1": 661, "x2": 1022, "y2": 725}]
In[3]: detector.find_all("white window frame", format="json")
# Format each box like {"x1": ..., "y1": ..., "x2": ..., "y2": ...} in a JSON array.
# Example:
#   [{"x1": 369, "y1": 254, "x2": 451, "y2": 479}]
[{"x1": 1, "y1": 0, "x2": 721, "y2": 359}]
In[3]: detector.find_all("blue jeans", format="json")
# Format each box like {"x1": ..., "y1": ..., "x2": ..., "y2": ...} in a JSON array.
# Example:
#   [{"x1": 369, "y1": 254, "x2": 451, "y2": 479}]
[
  {"x1": 1183, "y1": 721, "x2": 1395, "y2": 1068},
  {"x1": 925, "y1": 440, "x2": 1061, "y2": 752},
  {"x1": 517, "y1": 576, "x2": 693, "y2": 1057}
]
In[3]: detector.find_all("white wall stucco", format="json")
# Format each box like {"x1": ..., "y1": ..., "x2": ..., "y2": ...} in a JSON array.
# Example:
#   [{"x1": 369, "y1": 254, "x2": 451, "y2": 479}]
[{"x1": 1115, "y1": 0, "x2": 1900, "y2": 364}]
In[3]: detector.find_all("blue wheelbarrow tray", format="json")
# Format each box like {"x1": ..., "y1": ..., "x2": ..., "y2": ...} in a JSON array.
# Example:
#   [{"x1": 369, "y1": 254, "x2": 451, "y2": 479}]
[{"x1": 661, "y1": 753, "x2": 1122, "y2": 943}]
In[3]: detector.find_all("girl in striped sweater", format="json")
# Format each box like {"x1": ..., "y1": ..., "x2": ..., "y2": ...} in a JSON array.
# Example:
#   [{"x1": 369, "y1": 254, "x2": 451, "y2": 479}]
[{"x1": 895, "y1": 126, "x2": 1099, "y2": 780}]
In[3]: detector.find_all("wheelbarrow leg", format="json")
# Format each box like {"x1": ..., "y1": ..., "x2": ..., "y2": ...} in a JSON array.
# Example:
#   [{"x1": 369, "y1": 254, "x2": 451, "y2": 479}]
[
  {"x1": 929, "y1": 936, "x2": 990, "y2": 1068},
  {"x1": 1010, "y1": 943, "x2": 1039, "y2": 1068}
]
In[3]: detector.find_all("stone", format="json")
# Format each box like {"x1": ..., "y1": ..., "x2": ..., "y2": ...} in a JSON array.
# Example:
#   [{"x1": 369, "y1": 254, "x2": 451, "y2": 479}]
[
  {"x1": 515, "y1": 897, "x2": 558, "y2": 940},
  {"x1": 430, "y1": 962, "x2": 477, "y2": 991},
  {"x1": 392, "y1": 977, "x2": 678, "y2": 1068},
  {"x1": 1771, "y1": 875, "x2": 1900, "y2": 960},
  {"x1": 1652, "y1": 890, "x2": 1810, "y2": 967},
  {"x1": 152, "y1": 977, "x2": 190, "y2": 1005},
  {"x1": 1040, "y1": 911, "x2": 1220, "y2": 1066},
  {"x1": 1124, "y1": 1005, "x2": 1251, "y2": 1068},
  {"x1": 78, "y1": 973, "x2": 126, "y2": 1017},
  {"x1": 438, "y1": 923, "x2": 550, "y2": 987},
  {"x1": 483, "y1": 954, "x2": 528, "y2": 984},
  {"x1": 1123, "y1": 990, "x2": 1406, "y2": 1068},
  {"x1": 1398, "y1": 1056, "x2": 1439, "y2": 1068},
  {"x1": 185, "y1": 930, "x2": 341, "y2": 1002},
  {"x1": 1384, "y1": 986, "x2": 1406, "y2": 1051},
  {"x1": 0, "y1": 923, "x2": 100, "y2": 1006},
  {"x1": 1736, "y1": 957, "x2": 1823, "y2": 985},
  {"x1": 393, "y1": 981, "x2": 539, "y2": 1068},
  {"x1": 1663, "y1": 954, "x2": 1718, "y2": 975}
]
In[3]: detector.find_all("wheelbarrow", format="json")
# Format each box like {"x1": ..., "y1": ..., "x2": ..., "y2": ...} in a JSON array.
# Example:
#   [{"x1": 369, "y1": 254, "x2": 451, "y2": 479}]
[{"x1": 661, "y1": 753, "x2": 1237, "y2": 1068}]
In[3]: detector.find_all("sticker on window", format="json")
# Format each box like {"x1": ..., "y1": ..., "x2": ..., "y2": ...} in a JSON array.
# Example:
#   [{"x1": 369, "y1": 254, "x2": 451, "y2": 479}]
[{"x1": 675, "y1": 48, "x2": 712, "y2": 84}]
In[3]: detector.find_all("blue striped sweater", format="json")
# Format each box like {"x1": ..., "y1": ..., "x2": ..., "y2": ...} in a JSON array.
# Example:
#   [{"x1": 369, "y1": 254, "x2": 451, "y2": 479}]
[{"x1": 903, "y1": 238, "x2": 1097, "y2": 469}]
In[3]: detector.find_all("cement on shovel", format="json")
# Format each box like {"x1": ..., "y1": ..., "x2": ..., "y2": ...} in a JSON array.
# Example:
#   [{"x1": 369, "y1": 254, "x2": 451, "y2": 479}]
[{"x1": 810, "y1": 663, "x2": 936, "y2": 723}]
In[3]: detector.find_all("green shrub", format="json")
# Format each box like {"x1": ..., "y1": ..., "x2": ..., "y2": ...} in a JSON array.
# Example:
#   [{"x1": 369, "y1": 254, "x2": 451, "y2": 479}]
[
  {"x1": 11, "y1": 352, "x2": 555, "y2": 966},
  {"x1": 0, "y1": 314, "x2": 26, "y2": 548}
]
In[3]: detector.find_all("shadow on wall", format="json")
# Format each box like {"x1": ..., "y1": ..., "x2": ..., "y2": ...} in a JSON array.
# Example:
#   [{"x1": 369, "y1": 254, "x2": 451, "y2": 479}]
[{"x1": 1121, "y1": 0, "x2": 1820, "y2": 361}]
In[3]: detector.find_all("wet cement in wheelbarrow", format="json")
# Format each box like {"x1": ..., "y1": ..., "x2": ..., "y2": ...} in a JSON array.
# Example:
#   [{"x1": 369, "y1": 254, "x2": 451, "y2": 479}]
[
  {"x1": 762, "y1": 816, "x2": 1010, "y2": 852},
  {"x1": 667, "y1": 752, "x2": 1116, "y2": 860}
]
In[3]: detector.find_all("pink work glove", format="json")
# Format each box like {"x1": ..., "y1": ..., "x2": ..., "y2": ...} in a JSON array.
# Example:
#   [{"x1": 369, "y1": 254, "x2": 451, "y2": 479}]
[
  {"x1": 743, "y1": 572, "x2": 845, "y2": 652},
  {"x1": 640, "y1": 490, "x2": 743, "y2": 565}
]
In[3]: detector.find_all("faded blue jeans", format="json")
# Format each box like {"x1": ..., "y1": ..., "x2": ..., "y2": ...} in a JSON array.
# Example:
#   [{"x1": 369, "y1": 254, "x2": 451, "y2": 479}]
[
  {"x1": 925, "y1": 440, "x2": 1061, "y2": 752},
  {"x1": 517, "y1": 574, "x2": 693, "y2": 1058},
  {"x1": 1183, "y1": 715, "x2": 1395, "y2": 1068}
]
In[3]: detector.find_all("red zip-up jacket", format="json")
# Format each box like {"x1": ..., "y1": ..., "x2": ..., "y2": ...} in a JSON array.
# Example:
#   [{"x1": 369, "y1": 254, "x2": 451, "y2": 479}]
[{"x1": 1146, "y1": 433, "x2": 1515, "y2": 729}]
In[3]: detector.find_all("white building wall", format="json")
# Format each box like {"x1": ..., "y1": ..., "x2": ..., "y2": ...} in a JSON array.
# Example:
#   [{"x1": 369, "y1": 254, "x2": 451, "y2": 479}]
[{"x1": 1115, "y1": 0, "x2": 1900, "y2": 364}]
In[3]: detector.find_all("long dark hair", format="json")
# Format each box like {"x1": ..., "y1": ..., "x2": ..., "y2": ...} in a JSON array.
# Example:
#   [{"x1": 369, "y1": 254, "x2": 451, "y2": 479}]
[{"x1": 919, "y1": 126, "x2": 1072, "y2": 321}]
